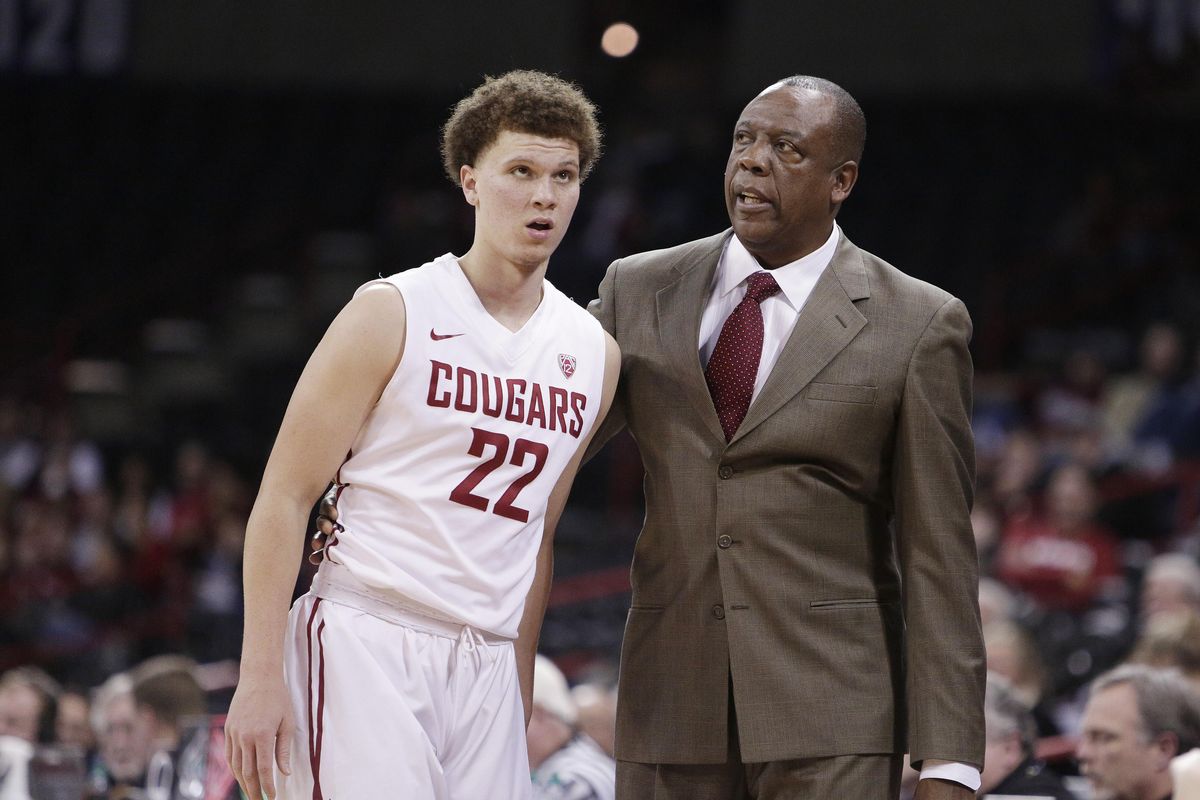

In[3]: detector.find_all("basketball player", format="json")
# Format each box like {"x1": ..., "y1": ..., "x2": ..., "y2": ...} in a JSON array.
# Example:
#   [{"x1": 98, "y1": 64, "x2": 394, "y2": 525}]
[{"x1": 223, "y1": 70, "x2": 619, "y2": 800}]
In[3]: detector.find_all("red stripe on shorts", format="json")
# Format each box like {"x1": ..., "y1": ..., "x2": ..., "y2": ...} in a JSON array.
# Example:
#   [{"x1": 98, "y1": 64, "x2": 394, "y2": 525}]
[
  {"x1": 314, "y1": 619, "x2": 327, "y2": 799},
  {"x1": 306, "y1": 598, "x2": 325, "y2": 800}
]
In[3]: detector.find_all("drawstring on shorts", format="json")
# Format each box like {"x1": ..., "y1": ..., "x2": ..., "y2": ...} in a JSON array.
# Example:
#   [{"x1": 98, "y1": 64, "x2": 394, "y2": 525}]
[{"x1": 457, "y1": 625, "x2": 486, "y2": 653}]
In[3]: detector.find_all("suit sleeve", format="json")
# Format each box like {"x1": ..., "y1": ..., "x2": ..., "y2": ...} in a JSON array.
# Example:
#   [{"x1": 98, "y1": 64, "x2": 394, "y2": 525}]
[
  {"x1": 583, "y1": 258, "x2": 630, "y2": 463},
  {"x1": 891, "y1": 296, "x2": 986, "y2": 770}
]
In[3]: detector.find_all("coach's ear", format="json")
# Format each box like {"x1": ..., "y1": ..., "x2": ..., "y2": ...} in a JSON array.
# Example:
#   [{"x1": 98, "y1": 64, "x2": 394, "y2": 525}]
[{"x1": 461, "y1": 164, "x2": 478, "y2": 207}]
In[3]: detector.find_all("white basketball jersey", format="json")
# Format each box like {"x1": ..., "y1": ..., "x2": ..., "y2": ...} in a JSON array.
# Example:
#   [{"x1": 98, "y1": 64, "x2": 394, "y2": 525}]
[{"x1": 320, "y1": 253, "x2": 606, "y2": 639}]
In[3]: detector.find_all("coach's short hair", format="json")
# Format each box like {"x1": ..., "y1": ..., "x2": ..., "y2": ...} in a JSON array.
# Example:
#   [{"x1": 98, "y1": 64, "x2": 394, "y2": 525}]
[
  {"x1": 1090, "y1": 664, "x2": 1200, "y2": 754},
  {"x1": 777, "y1": 75, "x2": 866, "y2": 166},
  {"x1": 441, "y1": 70, "x2": 602, "y2": 185}
]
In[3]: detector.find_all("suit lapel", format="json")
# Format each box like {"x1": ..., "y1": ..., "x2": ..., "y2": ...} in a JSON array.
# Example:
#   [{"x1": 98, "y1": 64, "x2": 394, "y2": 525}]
[
  {"x1": 731, "y1": 234, "x2": 871, "y2": 445},
  {"x1": 655, "y1": 231, "x2": 730, "y2": 444}
]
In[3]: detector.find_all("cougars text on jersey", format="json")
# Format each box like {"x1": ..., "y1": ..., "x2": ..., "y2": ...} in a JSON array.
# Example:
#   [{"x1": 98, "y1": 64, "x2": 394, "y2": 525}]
[{"x1": 425, "y1": 359, "x2": 588, "y2": 438}]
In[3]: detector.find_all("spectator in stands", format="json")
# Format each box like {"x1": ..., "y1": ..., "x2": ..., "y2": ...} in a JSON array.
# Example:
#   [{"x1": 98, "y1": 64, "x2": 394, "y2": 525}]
[
  {"x1": 571, "y1": 681, "x2": 617, "y2": 759},
  {"x1": 1128, "y1": 609, "x2": 1200, "y2": 688},
  {"x1": 528, "y1": 655, "x2": 615, "y2": 800},
  {"x1": 1077, "y1": 664, "x2": 1200, "y2": 800},
  {"x1": 33, "y1": 409, "x2": 105, "y2": 502},
  {"x1": 5, "y1": 498, "x2": 82, "y2": 647},
  {"x1": 1126, "y1": 326, "x2": 1197, "y2": 470},
  {"x1": 978, "y1": 673, "x2": 1072, "y2": 799},
  {"x1": 1102, "y1": 323, "x2": 1185, "y2": 461},
  {"x1": 0, "y1": 667, "x2": 61, "y2": 744},
  {"x1": 0, "y1": 667, "x2": 61, "y2": 800},
  {"x1": 165, "y1": 441, "x2": 212, "y2": 552},
  {"x1": 1141, "y1": 554, "x2": 1200, "y2": 622},
  {"x1": 87, "y1": 673, "x2": 149, "y2": 797},
  {"x1": 1174, "y1": 348, "x2": 1200, "y2": 461},
  {"x1": 972, "y1": 498, "x2": 1004, "y2": 574},
  {"x1": 997, "y1": 462, "x2": 1123, "y2": 613},
  {"x1": 978, "y1": 578, "x2": 1018, "y2": 628},
  {"x1": 110, "y1": 454, "x2": 158, "y2": 552},
  {"x1": 187, "y1": 511, "x2": 245, "y2": 663},
  {"x1": 55, "y1": 687, "x2": 93, "y2": 751},
  {"x1": 129, "y1": 655, "x2": 206, "y2": 799},
  {"x1": 983, "y1": 621, "x2": 1058, "y2": 737},
  {"x1": 0, "y1": 394, "x2": 39, "y2": 502},
  {"x1": 1036, "y1": 348, "x2": 1106, "y2": 461},
  {"x1": 990, "y1": 428, "x2": 1045, "y2": 517}
]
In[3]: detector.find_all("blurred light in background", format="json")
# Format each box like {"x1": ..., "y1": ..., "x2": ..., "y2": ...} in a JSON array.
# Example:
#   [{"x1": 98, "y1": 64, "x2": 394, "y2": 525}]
[{"x1": 601, "y1": 22, "x2": 638, "y2": 58}]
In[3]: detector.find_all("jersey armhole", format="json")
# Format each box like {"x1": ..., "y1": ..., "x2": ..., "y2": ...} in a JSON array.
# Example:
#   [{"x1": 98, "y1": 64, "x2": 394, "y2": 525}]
[{"x1": 356, "y1": 279, "x2": 409, "y2": 410}]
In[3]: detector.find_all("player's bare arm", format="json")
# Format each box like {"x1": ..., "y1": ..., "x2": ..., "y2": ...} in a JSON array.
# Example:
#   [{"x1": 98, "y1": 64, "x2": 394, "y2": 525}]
[
  {"x1": 514, "y1": 331, "x2": 621, "y2": 726},
  {"x1": 224, "y1": 284, "x2": 406, "y2": 800}
]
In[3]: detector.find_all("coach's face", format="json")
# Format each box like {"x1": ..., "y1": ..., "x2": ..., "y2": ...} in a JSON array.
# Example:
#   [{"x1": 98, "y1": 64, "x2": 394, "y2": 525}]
[{"x1": 724, "y1": 85, "x2": 856, "y2": 268}]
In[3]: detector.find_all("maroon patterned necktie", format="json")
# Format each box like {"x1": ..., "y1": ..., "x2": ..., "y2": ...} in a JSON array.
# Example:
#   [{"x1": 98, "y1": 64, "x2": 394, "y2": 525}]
[{"x1": 705, "y1": 271, "x2": 782, "y2": 441}]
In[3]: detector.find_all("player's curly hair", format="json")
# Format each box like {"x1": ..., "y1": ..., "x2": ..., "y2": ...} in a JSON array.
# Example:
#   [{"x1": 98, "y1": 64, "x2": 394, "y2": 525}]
[{"x1": 441, "y1": 70, "x2": 602, "y2": 186}]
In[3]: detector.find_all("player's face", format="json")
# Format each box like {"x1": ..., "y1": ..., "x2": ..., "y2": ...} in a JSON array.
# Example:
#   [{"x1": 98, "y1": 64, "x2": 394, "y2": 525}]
[
  {"x1": 724, "y1": 85, "x2": 856, "y2": 268},
  {"x1": 1076, "y1": 684, "x2": 1164, "y2": 800},
  {"x1": 461, "y1": 130, "x2": 581, "y2": 272}
]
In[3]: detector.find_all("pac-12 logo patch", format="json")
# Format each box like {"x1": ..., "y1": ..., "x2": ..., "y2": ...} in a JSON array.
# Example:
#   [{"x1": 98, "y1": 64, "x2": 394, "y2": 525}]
[{"x1": 558, "y1": 354, "x2": 576, "y2": 379}]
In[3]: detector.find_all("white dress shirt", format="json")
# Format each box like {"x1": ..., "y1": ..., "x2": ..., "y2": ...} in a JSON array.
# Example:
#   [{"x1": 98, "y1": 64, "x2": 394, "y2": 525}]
[
  {"x1": 698, "y1": 225, "x2": 839, "y2": 386},
  {"x1": 697, "y1": 226, "x2": 981, "y2": 792}
]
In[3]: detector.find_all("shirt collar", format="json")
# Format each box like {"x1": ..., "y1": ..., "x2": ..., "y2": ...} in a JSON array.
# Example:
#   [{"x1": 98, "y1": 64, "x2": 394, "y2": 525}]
[{"x1": 716, "y1": 223, "x2": 841, "y2": 310}]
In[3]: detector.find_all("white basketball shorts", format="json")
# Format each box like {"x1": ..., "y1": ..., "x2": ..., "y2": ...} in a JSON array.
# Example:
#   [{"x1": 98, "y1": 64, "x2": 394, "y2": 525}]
[{"x1": 275, "y1": 574, "x2": 532, "y2": 799}]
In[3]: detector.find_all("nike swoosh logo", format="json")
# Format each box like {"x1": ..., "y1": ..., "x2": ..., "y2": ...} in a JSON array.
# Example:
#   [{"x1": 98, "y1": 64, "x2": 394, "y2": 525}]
[{"x1": 430, "y1": 329, "x2": 464, "y2": 341}]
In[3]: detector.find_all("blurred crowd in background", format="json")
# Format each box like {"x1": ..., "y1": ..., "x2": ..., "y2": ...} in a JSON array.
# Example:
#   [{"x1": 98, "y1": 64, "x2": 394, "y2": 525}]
[{"x1": 4, "y1": 0, "x2": 1200, "y2": 797}]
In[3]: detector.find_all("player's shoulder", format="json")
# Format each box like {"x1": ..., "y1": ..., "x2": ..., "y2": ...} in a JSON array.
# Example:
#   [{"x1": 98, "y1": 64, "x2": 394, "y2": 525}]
[
  {"x1": 365, "y1": 253, "x2": 456, "y2": 294},
  {"x1": 545, "y1": 279, "x2": 608, "y2": 335}
]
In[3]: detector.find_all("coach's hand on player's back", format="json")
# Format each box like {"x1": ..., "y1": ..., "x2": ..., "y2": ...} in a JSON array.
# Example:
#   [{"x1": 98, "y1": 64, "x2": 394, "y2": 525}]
[
  {"x1": 225, "y1": 676, "x2": 294, "y2": 800},
  {"x1": 308, "y1": 486, "x2": 341, "y2": 565}
]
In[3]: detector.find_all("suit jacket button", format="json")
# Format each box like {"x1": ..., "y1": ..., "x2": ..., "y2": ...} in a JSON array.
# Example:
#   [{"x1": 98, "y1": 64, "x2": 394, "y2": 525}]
[
  {"x1": 718, "y1": 465, "x2": 733, "y2": 479},
  {"x1": 712, "y1": 605, "x2": 725, "y2": 620},
  {"x1": 717, "y1": 535, "x2": 732, "y2": 549}
]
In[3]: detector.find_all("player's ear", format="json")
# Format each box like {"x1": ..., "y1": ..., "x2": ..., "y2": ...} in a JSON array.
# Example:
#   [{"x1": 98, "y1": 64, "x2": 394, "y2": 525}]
[{"x1": 461, "y1": 165, "x2": 479, "y2": 207}]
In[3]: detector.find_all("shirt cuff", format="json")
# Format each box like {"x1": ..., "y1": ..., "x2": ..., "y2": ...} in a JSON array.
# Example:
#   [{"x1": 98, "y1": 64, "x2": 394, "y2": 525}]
[{"x1": 918, "y1": 761, "x2": 981, "y2": 791}]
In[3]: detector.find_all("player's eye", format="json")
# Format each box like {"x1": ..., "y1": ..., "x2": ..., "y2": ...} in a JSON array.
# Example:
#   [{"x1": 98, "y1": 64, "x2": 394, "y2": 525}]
[
  {"x1": 776, "y1": 140, "x2": 797, "y2": 154},
  {"x1": 734, "y1": 130, "x2": 752, "y2": 145},
  {"x1": 554, "y1": 170, "x2": 576, "y2": 182},
  {"x1": 512, "y1": 165, "x2": 530, "y2": 176}
]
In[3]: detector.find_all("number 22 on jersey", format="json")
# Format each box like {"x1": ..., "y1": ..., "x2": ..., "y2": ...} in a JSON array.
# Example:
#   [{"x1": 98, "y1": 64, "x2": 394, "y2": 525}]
[{"x1": 449, "y1": 427, "x2": 548, "y2": 523}]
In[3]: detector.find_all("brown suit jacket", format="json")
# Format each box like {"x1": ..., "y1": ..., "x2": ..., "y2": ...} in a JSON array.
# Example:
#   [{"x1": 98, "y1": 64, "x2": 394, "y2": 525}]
[{"x1": 585, "y1": 229, "x2": 985, "y2": 768}]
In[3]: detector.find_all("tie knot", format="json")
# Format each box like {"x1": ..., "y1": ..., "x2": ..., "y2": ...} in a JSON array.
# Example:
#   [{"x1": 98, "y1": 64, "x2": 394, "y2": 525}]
[{"x1": 745, "y1": 271, "x2": 781, "y2": 304}]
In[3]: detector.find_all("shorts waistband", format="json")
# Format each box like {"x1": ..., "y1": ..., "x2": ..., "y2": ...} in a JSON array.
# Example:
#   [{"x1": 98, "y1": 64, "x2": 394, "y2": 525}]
[{"x1": 310, "y1": 568, "x2": 511, "y2": 645}]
